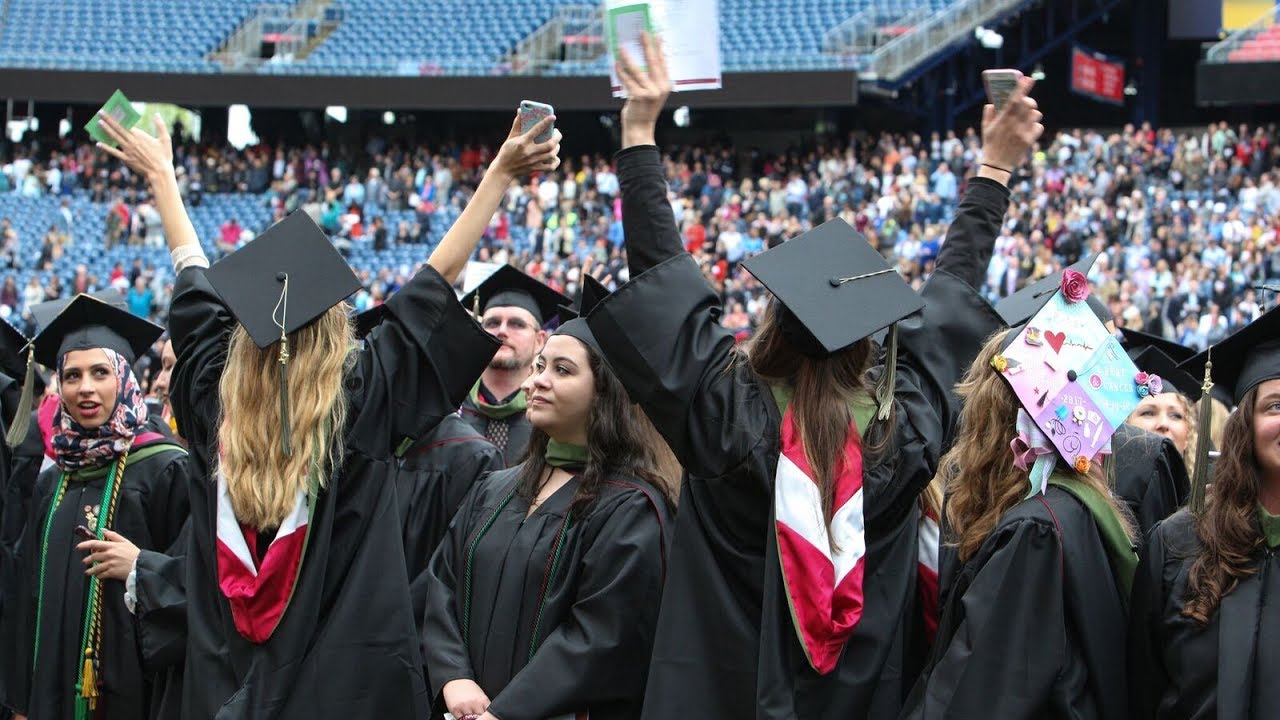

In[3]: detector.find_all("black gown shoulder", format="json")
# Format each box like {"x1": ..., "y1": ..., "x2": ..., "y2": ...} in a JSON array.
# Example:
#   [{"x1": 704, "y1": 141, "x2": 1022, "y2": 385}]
[
  {"x1": 1110, "y1": 424, "x2": 1189, "y2": 538},
  {"x1": 903, "y1": 486, "x2": 1130, "y2": 720}
]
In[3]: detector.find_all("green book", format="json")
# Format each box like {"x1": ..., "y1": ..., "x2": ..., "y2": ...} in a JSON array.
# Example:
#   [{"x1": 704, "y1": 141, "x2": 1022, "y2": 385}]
[{"x1": 84, "y1": 90, "x2": 141, "y2": 147}]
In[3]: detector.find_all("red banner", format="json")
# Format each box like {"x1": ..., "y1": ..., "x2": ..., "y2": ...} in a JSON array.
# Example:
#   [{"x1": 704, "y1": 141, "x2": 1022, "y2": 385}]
[{"x1": 1070, "y1": 45, "x2": 1125, "y2": 105}]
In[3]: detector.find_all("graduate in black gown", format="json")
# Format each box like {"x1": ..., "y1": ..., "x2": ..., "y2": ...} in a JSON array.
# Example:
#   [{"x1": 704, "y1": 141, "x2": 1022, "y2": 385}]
[
  {"x1": 423, "y1": 274, "x2": 674, "y2": 720},
  {"x1": 354, "y1": 305, "x2": 503, "y2": 632},
  {"x1": 0, "y1": 295, "x2": 189, "y2": 720},
  {"x1": 458, "y1": 267, "x2": 572, "y2": 467},
  {"x1": 580, "y1": 39, "x2": 1029, "y2": 720},
  {"x1": 902, "y1": 263, "x2": 1145, "y2": 718},
  {"x1": 91, "y1": 108, "x2": 560, "y2": 719},
  {"x1": 1128, "y1": 306, "x2": 1280, "y2": 720}
]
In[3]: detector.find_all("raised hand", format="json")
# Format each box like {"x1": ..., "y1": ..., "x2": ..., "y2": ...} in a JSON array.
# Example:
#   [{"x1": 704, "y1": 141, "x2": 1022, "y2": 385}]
[
  {"x1": 96, "y1": 112, "x2": 175, "y2": 184},
  {"x1": 491, "y1": 114, "x2": 562, "y2": 179},
  {"x1": 979, "y1": 76, "x2": 1044, "y2": 174},
  {"x1": 617, "y1": 32, "x2": 671, "y2": 148}
]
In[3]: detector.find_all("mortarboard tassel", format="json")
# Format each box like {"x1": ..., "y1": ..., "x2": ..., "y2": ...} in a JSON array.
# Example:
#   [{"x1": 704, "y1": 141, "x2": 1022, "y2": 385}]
[
  {"x1": 1190, "y1": 351, "x2": 1214, "y2": 514},
  {"x1": 273, "y1": 273, "x2": 293, "y2": 457},
  {"x1": 875, "y1": 323, "x2": 899, "y2": 422},
  {"x1": 5, "y1": 344, "x2": 35, "y2": 447}
]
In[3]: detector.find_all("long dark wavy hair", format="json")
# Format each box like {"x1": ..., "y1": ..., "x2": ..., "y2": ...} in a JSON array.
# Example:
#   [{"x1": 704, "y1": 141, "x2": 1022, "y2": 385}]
[
  {"x1": 743, "y1": 300, "x2": 893, "y2": 526},
  {"x1": 1185, "y1": 386, "x2": 1265, "y2": 624},
  {"x1": 516, "y1": 336, "x2": 679, "y2": 514}
]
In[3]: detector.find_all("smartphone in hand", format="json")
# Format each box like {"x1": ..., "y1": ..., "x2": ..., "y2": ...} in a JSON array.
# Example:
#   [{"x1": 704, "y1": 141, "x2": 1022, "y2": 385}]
[
  {"x1": 519, "y1": 100, "x2": 556, "y2": 144},
  {"x1": 75, "y1": 525, "x2": 97, "y2": 541},
  {"x1": 982, "y1": 69, "x2": 1023, "y2": 113}
]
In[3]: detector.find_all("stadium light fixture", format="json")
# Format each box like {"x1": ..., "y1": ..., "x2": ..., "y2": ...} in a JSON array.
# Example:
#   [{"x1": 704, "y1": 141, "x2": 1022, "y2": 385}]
[
  {"x1": 325, "y1": 106, "x2": 348, "y2": 124},
  {"x1": 1031, "y1": 65, "x2": 1046, "y2": 81},
  {"x1": 382, "y1": 111, "x2": 396, "y2": 125},
  {"x1": 674, "y1": 106, "x2": 690, "y2": 128}
]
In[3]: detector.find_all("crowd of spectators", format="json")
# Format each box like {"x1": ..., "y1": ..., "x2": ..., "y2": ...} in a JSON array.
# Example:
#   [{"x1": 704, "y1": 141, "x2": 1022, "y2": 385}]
[{"x1": 1, "y1": 118, "x2": 1278, "y2": 348}]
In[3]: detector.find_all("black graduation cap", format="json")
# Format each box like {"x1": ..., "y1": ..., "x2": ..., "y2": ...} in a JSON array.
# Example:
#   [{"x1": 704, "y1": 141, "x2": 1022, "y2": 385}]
[
  {"x1": 353, "y1": 304, "x2": 388, "y2": 341},
  {"x1": 459, "y1": 265, "x2": 570, "y2": 329},
  {"x1": 30, "y1": 288, "x2": 126, "y2": 331},
  {"x1": 1118, "y1": 327, "x2": 1195, "y2": 364},
  {"x1": 1181, "y1": 305, "x2": 1280, "y2": 407},
  {"x1": 32, "y1": 293, "x2": 164, "y2": 368},
  {"x1": 205, "y1": 210, "x2": 361, "y2": 349},
  {"x1": 741, "y1": 218, "x2": 923, "y2": 357},
  {"x1": 0, "y1": 318, "x2": 30, "y2": 381},
  {"x1": 1130, "y1": 347, "x2": 1203, "y2": 400},
  {"x1": 553, "y1": 274, "x2": 609, "y2": 355},
  {"x1": 204, "y1": 210, "x2": 361, "y2": 456},
  {"x1": 994, "y1": 255, "x2": 1099, "y2": 327}
]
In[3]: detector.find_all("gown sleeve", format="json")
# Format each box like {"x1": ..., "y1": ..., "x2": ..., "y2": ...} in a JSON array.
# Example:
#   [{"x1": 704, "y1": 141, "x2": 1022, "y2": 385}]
[
  {"x1": 168, "y1": 266, "x2": 235, "y2": 449},
  {"x1": 485, "y1": 490, "x2": 668, "y2": 720},
  {"x1": 422, "y1": 482, "x2": 486, "y2": 699},
  {"x1": 902, "y1": 518, "x2": 1071, "y2": 720},
  {"x1": 132, "y1": 535, "x2": 189, "y2": 674},
  {"x1": 586, "y1": 146, "x2": 772, "y2": 479},
  {"x1": 893, "y1": 177, "x2": 1008, "y2": 445},
  {"x1": 1126, "y1": 516, "x2": 1175, "y2": 719},
  {"x1": 0, "y1": 469, "x2": 54, "y2": 715},
  {"x1": 344, "y1": 264, "x2": 499, "y2": 458}
]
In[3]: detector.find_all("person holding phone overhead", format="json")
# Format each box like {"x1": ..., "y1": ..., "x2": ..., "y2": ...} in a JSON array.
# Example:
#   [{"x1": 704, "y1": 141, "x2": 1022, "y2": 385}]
[
  {"x1": 0, "y1": 295, "x2": 190, "y2": 720},
  {"x1": 583, "y1": 35, "x2": 1039, "y2": 720},
  {"x1": 89, "y1": 109, "x2": 559, "y2": 719},
  {"x1": 1128, "y1": 306, "x2": 1280, "y2": 719}
]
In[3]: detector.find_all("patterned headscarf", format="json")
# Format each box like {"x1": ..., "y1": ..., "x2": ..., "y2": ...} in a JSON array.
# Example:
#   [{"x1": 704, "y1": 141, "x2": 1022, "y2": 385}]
[{"x1": 52, "y1": 348, "x2": 148, "y2": 472}]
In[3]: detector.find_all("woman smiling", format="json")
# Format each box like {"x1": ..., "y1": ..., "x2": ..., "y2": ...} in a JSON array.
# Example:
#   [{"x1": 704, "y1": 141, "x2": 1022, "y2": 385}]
[{"x1": 0, "y1": 295, "x2": 189, "y2": 720}]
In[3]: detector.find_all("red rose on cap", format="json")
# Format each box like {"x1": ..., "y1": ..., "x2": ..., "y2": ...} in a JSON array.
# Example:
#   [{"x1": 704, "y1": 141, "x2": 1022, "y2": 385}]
[{"x1": 1061, "y1": 269, "x2": 1090, "y2": 304}]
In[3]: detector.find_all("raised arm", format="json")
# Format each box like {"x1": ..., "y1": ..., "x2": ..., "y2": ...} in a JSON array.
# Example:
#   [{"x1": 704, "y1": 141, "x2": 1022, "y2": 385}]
[
  {"x1": 98, "y1": 114, "x2": 199, "y2": 255},
  {"x1": 427, "y1": 115, "x2": 562, "y2": 283}
]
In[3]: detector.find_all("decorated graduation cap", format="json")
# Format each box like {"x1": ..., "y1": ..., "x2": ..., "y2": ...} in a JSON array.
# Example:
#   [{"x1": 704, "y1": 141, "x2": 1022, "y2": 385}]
[
  {"x1": 994, "y1": 255, "x2": 1100, "y2": 328},
  {"x1": 553, "y1": 274, "x2": 609, "y2": 355},
  {"x1": 204, "y1": 210, "x2": 362, "y2": 455},
  {"x1": 991, "y1": 268, "x2": 1142, "y2": 494},
  {"x1": 1120, "y1": 327, "x2": 1233, "y2": 407},
  {"x1": 460, "y1": 265, "x2": 571, "y2": 329},
  {"x1": 741, "y1": 217, "x2": 924, "y2": 420},
  {"x1": 1129, "y1": 347, "x2": 1202, "y2": 400}
]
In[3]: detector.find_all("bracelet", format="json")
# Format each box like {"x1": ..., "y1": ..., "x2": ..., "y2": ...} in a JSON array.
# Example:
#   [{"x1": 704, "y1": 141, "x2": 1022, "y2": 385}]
[{"x1": 980, "y1": 162, "x2": 1013, "y2": 175}]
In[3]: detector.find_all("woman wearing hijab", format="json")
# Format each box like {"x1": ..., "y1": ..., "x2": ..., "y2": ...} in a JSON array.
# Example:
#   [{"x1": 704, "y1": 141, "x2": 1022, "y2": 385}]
[
  {"x1": 1128, "y1": 306, "x2": 1280, "y2": 719},
  {"x1": 0, "y1": 296, "x2": 189, "y2": 720},
  {"x1": 91, "y1": 109, "x2": 559, "y2": 719},
  {"x1": 423, "y1": 277, "x2": 674, "y2": 720},
  {"x1": 581, "y1": 36, "x2": 1039, "y2": 720}
]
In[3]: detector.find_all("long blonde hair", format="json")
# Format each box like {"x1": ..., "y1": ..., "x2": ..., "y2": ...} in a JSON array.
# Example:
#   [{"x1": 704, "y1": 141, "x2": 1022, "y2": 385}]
[
  {"x1": 941, "y1": 329, "x2": 1136, "y2": 562},
  {"x1": 218, "y1": 305, "x2": 353, "y2": 530}
]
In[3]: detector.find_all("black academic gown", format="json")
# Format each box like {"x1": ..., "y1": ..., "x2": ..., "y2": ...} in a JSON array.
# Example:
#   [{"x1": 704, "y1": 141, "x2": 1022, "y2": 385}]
[
  {"x1": 460, "y1": 392, "x2": 533, "y2": 468},
  {"x1": 423, "y1": 465, "x2": 672, "y2": 720},
  {"x1": 584, "y1": 146, "x2": 1006, "y2": 720},
  {"x1": 399, "y1": 413, "x2": 502, "y2": 628},
  {"x1": 0, "y1": 433, "x2": 190, "y2": 720},
  {"x1": 161, "y1": 262, "x2": 497, "y2": 720},
  {"x1": 1110, "y1": 424, "x2": 1189, "y2": 538},
  {"x1": 1128, "y1": 509, "x2": 1280, "y2": 719},
  {"x1": 900, "y1": 486, "x2": 1130, "y2": 720}
]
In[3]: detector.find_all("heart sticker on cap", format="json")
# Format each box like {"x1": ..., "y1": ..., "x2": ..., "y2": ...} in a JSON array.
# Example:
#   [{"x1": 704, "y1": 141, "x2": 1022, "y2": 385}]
[{"x1": 1044, "y1": 331, "x2": 1066, "y2": 354}]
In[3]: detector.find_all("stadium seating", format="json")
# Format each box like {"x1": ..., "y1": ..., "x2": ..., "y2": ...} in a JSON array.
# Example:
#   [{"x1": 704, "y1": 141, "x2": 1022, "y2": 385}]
[
  {"x1": 1226, "y1": 22, "x2": 1280, "y2": 63},
  {"x1": 0, "y1": 190, "x2": 457, "y2": 316},
  {"x1": 0, "y1": 0, "x2": 261, "y2": 73},
  {"x1": 0, "y1": 0, "x2": 949, "y2": 75}
]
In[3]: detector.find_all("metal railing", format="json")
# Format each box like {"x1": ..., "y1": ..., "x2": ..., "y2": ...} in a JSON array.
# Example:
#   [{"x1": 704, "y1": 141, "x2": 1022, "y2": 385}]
[
  {"x1": 866, "y1": 0, "x2": 1027, "y2": 82},
  {"x1": 823, "y1": 7, "x2": 929, "y2": 55},
  {"x1": 508, "y1": 4, "x2": 604, "y2": 75},
  {"x1": 210, "y1": 0, "x2": 341, "y2": 71},
  {"x1": 1206, "y1": 6, "x2": 1279, "y2": 63}
]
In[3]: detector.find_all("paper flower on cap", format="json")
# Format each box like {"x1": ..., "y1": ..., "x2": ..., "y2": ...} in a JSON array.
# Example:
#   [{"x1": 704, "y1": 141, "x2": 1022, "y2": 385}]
[
  {"x1": 1134, "y1": 371, "x2": 1163, "y2": 397},
  {"x1": 992, "y1": 283, "x2": 1141, "y2": 486},
  {"x1": 1060, "y1": 269, "x2": 1090, "y2": 304}
]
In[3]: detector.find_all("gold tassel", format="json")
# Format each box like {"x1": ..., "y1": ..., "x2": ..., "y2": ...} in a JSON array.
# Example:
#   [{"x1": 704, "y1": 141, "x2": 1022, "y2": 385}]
[
  {"x1": 279, "y1": 337, "x2": 292, "y2": 457},
  {"x1": 875, "y1": 323, "x2": 899, "y2": 422},
  {"x1": 5, "y1": 344, "x2": 35, "y2": 447},
  {"x1": 81, "y1": 652, "x2": 97, "y2": 704},
  {"x1": 1190, "y1": 353, "x2": 1214, "y2": 514}
]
